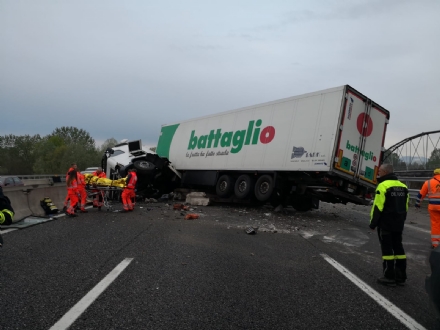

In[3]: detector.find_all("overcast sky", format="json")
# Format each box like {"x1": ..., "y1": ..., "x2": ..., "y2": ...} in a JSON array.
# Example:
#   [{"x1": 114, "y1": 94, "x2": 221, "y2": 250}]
[{"x1": 1, "y1": 0, "x2": 439, "y2": 149}]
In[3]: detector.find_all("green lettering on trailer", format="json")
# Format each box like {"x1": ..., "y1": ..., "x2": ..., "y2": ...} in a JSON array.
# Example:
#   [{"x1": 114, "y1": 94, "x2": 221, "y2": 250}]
[
  {"x1": 156, "y1": 124, "x2": 180, "y2": 158},
  {"x1": 187, "y1": 119, "x2": 276, "y2": 154}
]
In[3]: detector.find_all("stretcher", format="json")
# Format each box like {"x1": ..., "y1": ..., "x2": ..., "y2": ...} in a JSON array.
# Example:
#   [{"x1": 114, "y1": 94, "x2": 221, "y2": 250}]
[
  {"x1": 83, "y1": 174, "x2": 127, "y2": 211},
  {"x1": 85, "y1": 185, "x2": 124, "y2": 211}
]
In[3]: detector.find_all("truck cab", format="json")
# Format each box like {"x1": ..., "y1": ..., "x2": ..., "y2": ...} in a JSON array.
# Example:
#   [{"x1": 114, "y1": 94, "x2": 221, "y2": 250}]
[{"x1": 101, "y1": 139, "x2": 180, "y2": 197}]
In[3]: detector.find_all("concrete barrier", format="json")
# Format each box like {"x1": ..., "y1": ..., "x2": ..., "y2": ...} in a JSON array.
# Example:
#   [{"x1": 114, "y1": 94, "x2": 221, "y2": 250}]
[
  {"x1": 23, "y1": 178, "x2": 54, "y2": 186},
  {"x1": 2, "y1": 185, "x2": 66, "y2": 222},
  {"x1": 4, "y1": 189, "x2": 33, "y2": 221}
]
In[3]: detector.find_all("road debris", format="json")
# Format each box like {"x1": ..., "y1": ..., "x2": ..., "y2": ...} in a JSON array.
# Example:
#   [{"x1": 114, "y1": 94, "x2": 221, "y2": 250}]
[
  {"x1": 184, "y1": 213, "x2": 199, "y2": 220},
  {"x1": 186, "y1": 192, "x2": 210, "y2": 206},
  {"x1": 173, "y1": 203, "x2": 190, "y2": 211},
  {"x1": 245, "y1": 227, "x2": 257, "y2": 235}
]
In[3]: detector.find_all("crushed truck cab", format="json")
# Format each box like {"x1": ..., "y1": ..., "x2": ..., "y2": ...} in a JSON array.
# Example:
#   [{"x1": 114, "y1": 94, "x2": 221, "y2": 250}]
[{"x1": 101, "y1": 139, "x2": 180, "y2": 197}]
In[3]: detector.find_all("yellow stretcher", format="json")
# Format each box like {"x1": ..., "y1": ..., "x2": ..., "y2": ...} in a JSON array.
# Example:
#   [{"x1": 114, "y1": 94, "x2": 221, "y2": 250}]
[
  {"x1": 84, "y1": 174, "x2": 127, "y2": 188},
  {"x1": 84, "y1": 174, "x2": 127, "y2": 211}
]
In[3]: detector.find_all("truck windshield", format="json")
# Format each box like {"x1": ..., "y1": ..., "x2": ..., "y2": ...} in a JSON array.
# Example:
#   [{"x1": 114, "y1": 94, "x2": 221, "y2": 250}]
[{"x1": 109, "y1": 150, "x2": 125, "y2": 157}]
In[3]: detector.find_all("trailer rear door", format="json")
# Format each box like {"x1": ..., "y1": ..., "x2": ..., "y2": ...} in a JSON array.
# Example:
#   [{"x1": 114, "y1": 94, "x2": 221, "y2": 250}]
[{"x1": 334, "y1": 86, "x2": 389, "y2": 186}]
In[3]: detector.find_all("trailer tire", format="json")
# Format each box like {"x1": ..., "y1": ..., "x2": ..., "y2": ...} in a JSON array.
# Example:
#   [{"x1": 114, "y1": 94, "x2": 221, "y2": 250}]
[
  {"x1": 216, "y1": 174, "x2": 234, "y2": 198},
  {"x1": 234, "y1": 174, "x2": 255, "y2": 199},
  {"x1": 133, "y1": 160, "x2": 155, "y2": 174},
  {"x1": 254, "y1": 175, "x2": 275, "y2": 202}
]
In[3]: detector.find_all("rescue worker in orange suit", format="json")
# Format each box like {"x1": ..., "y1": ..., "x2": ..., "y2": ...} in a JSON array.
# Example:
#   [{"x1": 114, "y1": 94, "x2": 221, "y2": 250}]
[
  {"x1": 66, "y1": 170, "x2": 79, "y2": 217},
  {"x1": 76, "y1": 169, "x2": 88, "y2": 213},
  {"x1": 0, "y1": 186, "x2": 15, "y2": 248},
  {"x1": 92, "y1": 167, "x2": 106, "y2": 211},
  {"x1": 415, "y1": 168, "x2": 440, "y2": 249},
  {"x1": 121, "y1": 168, "x2": 137, "y2": 212},
  {"x1": 370, "y1": 164, "x2": 409, "y2": 287},
  {"x1": 63, "y1": 163, "x2": 77, "y2": 212}
]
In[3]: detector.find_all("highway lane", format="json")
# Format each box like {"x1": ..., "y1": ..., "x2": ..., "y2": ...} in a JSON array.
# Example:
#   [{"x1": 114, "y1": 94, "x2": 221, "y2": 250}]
[
  {"x1": 0, "y1": 202, "x2": 437, "y2": 329},
  {"x1": 298, "y1": 204, "x2": 436, "y2": 329}
]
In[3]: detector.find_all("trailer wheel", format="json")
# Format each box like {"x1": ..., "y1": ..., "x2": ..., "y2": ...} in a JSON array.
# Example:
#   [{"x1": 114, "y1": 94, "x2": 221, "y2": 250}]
[
  {"x1": 234, "y1": 174, "x2": 255, "y2": 199},
  {"x1": 133, "y1": 160, "x2": 155, "y2": 174},
  {"x1": 216, "y1": 174, "x2": 234, "y2": 198},
  {"x1": 254, "y1": 175, "x2": 274, "y2": 202}
]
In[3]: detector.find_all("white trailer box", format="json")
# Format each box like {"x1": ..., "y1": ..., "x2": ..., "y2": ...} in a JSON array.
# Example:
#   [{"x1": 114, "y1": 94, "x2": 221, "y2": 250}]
[{"x1": 157, "y1": 85, "x2": 389, "y2": 209}]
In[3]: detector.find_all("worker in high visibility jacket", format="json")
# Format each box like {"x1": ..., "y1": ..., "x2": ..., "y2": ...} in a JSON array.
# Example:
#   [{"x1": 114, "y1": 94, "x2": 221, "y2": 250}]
[
  {"x1": 63, "y1": 163, "x2": 77, "y2": 211},
  {"x1": 415, "y1": 168, "x2": 440, "y2": 249},
  {"x1": 121, "y1": 168, "x2": 137, "y2": 212},
  {"x1": 0, "y1": 186, "x2": 14, "y2": 248},
  {"x1": 76, "y1": 170, "x2": 88, "y2": 213},
  {"x1": 92, "y1": 167, "x2": 106, "y2": 210},
  {"x1": 370, "y1": 164, "x2": 409, "y2": 287},
  {"x1": 66, "y1": 170, "x2": 79, "y2": 217}
]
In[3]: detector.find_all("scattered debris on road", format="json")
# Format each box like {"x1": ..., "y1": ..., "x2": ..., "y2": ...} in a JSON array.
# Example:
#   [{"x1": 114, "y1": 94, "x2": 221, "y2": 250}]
[
  {"x1": 245, "y1": 227, "x2": 257, "y2": 235},
  {"x1": 184, "y1": 213, "x2": 199, "y2": 220}
]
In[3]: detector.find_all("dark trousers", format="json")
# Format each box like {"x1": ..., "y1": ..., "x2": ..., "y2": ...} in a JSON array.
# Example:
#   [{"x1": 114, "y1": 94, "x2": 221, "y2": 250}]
[{"x1": 377, "y1": 228, "x2": 407, "y2": 281}]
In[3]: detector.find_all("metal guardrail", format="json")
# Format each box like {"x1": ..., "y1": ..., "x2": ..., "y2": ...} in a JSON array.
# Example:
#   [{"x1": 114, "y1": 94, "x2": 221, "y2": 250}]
[
  {"x1": 16, "y1": 174, "x2": 66, "y2": 182},
  {"x1": 408, "y1": 189, "x2": 419, "y2": 200},
  {"x1": 398, "y1": 176, "x2": 429, "y2": 201}
]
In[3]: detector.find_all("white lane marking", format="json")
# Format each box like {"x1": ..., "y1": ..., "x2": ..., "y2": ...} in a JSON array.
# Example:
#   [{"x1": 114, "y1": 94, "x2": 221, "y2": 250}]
[
  {"x1": 405, "y1": 224, "x2": 430, "y2": 234},
  {"x1": 49, "y1": 258, "x2": 134, "y2": 330},
  {"x1": 321, "y1": 254, "x2": 426, "y2": 330},
  {"x1": 0, "y1": 228, "x2": 18, "y2": 234}
]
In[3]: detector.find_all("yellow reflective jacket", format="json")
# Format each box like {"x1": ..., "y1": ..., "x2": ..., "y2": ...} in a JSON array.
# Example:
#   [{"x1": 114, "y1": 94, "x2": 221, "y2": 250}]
[
  {"x1": 370, "y1": 173, "x2": 409, "y2": 232},
  {"x1": 0, "y1": 194, "x2": 14, "y2": 226}
]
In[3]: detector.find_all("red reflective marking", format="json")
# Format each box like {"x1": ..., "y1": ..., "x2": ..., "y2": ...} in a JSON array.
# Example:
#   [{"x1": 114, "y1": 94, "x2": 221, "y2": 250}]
[{"x1": 260, "y1": 126, "x2": 275, "y2": 144}]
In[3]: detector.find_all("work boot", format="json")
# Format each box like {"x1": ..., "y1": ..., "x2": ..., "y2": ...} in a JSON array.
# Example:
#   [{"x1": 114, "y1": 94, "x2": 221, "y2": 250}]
[
  {"x1": 80, "y1": 209, "x2": 88, "y2": 213},
  {"x1": 395, "y1": 269, "x2": 406, "y2": 286},
  {"x1": 62, "y1": 206, "x2": 67, "y2": 212},
  {"x1": 66, "y1": 213, "x2": 78, "y2": 218},
  {"x1": 377, "y1": 277, "x2": 396, "y2": 287}
]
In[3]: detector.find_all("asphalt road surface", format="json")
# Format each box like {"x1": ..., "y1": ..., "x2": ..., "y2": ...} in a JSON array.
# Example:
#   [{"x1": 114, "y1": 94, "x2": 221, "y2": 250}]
[{"x1": 0, "y1": 200, "x2": 438, "y2": 330}]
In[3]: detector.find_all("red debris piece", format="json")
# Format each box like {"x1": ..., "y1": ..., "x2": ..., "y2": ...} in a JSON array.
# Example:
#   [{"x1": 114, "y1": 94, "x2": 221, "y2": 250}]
[
  {"x1": 184, "y1": 214, "x2": 199, "y2": 220},
  {"x1": 173, "y1": 204, "x2": 189, "y2": 211}
]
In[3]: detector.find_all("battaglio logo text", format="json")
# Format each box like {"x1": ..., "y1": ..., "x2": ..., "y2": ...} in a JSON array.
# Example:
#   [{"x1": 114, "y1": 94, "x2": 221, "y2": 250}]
[
  {"x1": 346, "y1": 140, "x2": 377, "y2": 162},
  {"x1": 188, "y1": 120, "x2": 275, "y2": 154}
]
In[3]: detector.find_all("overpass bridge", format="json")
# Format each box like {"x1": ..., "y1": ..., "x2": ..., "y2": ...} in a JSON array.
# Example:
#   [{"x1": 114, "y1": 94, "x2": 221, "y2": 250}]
[
  {"x1": 383, "y1": 129, "x2": 440, "y2": 172},
  {"x1": 381, "y1": 130, "x2": 440, "y2": 199}
]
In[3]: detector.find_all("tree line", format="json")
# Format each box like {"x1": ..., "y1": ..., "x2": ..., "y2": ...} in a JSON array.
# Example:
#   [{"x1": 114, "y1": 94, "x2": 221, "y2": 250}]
[
  {"x1": 0, "y1": 127, "x2": 118, "y2": 175},
  {"x1": 383, "y1": 149, "x2": 440, "y2": 171}
]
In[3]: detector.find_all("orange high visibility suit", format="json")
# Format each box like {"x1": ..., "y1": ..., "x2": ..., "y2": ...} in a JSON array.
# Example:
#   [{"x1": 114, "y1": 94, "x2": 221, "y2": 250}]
[
  {"x1": 122, "y1": 171, "x2": 137, "y2": 211},
  {"x1": 64, "y1": 167, "x2": 77, "y2": 208},
  {"x1": 92, "y1": 170, "x2": 106, "y2": 209},
  {"x1": 415, "y1": 171, "x2": 440, "y2": 248},
  {"x1": 77, "y1": 171, "x2": 88, "y2": 212},
  {"x1": 66, "y1": 178, "x2": 79, "y2": 216}
]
